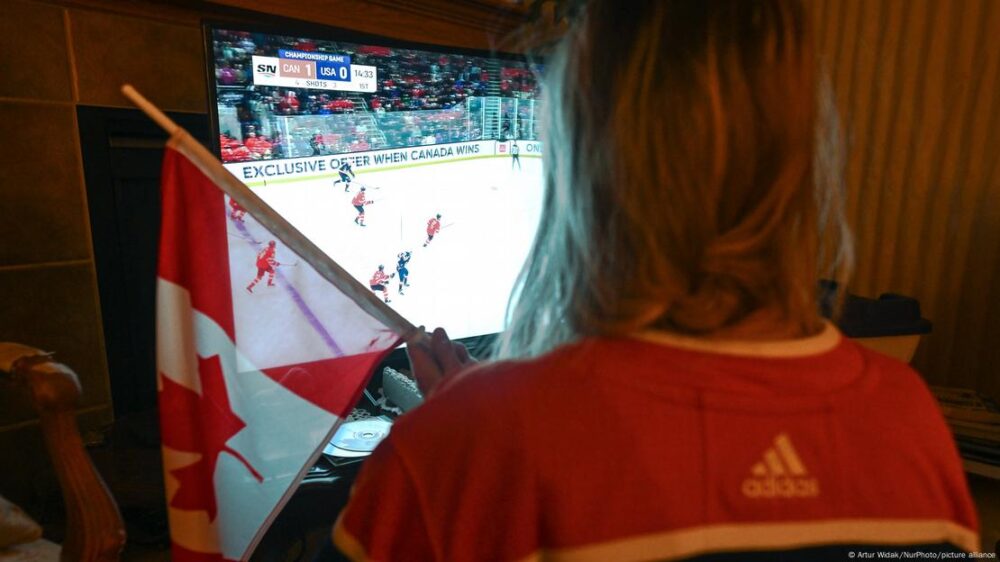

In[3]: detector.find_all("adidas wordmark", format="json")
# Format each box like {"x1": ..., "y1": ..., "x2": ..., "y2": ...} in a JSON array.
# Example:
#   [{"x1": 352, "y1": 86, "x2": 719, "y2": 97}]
[{"x1": 741, "y1": 433, "x2": 820, "y2": 499}]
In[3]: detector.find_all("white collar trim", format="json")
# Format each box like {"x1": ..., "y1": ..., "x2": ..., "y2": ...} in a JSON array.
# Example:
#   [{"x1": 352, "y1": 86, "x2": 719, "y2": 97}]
[{"x1": 633, "y1": 321, "x2": 842, "y2": 359}]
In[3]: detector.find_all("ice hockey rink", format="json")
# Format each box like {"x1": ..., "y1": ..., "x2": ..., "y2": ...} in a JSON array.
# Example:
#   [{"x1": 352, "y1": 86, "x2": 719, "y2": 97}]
[{"x1": 226, "y1": 150, "x2": 543, "y2": 365}]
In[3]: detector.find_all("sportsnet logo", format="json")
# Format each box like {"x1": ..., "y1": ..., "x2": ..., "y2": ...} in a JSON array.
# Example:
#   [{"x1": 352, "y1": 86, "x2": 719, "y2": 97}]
[
  {"x1": 741, "y1": 433, "x2": 820, "y2": 499},
  {"x1": 252, "y1": 56, "x2": 279, "y2": 79}
]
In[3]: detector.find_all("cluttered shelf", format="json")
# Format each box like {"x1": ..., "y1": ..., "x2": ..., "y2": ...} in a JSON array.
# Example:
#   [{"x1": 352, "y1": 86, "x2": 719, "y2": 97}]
[{"x1": 933, "y1": 387, "x2": 1000, "y2": 481}]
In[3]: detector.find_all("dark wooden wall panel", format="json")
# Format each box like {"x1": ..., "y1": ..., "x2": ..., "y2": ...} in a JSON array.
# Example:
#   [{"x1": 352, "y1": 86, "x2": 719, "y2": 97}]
[
  {"x1": 811, "y1": 0, "x2": 1000, "y2": 399},
  {"x1": 207, "y1": 0, "x2": 526, "y2": 50}
]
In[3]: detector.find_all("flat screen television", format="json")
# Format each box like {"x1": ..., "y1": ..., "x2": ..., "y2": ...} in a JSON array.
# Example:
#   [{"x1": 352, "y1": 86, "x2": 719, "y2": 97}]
[{"x1": 205, "y1": 21, "x2": 544, "y2": 346}]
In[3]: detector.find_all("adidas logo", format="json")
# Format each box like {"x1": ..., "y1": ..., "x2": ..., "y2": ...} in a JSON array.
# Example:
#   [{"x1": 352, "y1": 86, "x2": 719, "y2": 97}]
[{"x1": 741, "y1": 433, "x2": 820, "y2": 499}]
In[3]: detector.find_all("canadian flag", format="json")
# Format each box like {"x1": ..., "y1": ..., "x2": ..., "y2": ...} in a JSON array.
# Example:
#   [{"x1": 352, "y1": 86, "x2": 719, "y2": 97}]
[{"x1": 156, "y1": 133, "x2": 401, "y2": 560}]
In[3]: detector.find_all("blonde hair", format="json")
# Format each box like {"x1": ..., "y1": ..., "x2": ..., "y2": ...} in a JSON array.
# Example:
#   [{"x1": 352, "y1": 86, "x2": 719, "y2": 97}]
[{"x1": 495, "y1": 0, "x2": 852, "y2": 359}]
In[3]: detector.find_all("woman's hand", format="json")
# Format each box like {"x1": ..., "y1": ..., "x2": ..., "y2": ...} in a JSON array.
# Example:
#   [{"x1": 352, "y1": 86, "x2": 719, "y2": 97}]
[{"x1": 405, "y1": 327, "x2": 474, "y2": 398}]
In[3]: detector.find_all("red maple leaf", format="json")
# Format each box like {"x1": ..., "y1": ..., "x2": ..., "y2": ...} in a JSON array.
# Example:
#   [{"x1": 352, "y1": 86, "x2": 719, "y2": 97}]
[{"x1": 160, "y1": 354, "x2": 263, "y2": 521}]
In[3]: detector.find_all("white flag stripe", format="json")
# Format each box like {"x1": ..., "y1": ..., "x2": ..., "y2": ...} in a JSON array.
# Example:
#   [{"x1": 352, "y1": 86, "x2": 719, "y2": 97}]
[
  {"x1": 227, "y1": 211, "x2": 394, "y2": 371},
  {"x1": 155, "y1": 281, "x2": 200, "y2": 394}
]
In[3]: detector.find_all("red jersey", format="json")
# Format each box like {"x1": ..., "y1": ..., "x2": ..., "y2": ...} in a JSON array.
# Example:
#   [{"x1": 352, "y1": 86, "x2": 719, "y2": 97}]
[
  {"x1": 220, "y1": 135, "x2": 241, "y2": 149},
  {"x1": 335, "y1": 325, "x2": 978, "y2": 561},
  {"x1": 229, "y1": 198, "x2": 244, "y2": 212},
  {"x1": 245, "y1": 137, "x2": 271, "y2": 156},
  {"x1": 369, "y1": 270, "x2": 390, "y2": 286},
  {"x1": 426, "y1": 218, "x2": 441, "y2": 235},
  {"x1": 278, "y1": 95, "x2": 299, "y2": 112},
  {"x1": 352, "y1": 192, "x2": 367, "y2": 206},
  {"x1": 255, "y1": 246, "x2": 275, "y2": 270}
]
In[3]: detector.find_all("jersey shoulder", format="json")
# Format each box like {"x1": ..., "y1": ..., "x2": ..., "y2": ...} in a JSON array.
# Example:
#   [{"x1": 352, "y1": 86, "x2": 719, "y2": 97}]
[{"x1": 391, "y1": 341, "x2": 595, "y2": 442}]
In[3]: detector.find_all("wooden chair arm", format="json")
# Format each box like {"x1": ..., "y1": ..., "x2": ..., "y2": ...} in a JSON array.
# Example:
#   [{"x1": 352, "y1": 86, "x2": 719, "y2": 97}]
[{"x1": 1, "y1": 343, "x2": 125, "y2": 561}]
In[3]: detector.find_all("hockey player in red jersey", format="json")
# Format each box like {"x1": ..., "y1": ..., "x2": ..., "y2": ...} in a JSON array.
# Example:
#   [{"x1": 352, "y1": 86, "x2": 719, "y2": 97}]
[
  {"x1": 369, "y1": 265, "x2": 395, "y2": 303},
  {"x1": 229, "y1": 197, "x2": 246, "y2": 222},
  {"x1": 423, "y1": 214, "x2": 442, "y2": 247},
  {"x1": 246, "y1": 240, "x2": 278, "y2": 293},
  {"x1": 352, "y1": 187, "x2": 374, "y2": 226}
]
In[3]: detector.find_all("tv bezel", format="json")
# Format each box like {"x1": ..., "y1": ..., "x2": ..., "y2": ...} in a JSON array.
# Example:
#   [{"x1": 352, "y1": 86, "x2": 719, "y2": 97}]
[{"x1": 201, "y1": 17, "x2": 538, "y2": 363}]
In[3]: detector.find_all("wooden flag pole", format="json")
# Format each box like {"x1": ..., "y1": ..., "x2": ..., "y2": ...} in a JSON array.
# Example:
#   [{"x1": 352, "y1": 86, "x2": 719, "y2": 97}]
[{"x1": 121, "y1": 84, "x2": 419, "y2": 339}]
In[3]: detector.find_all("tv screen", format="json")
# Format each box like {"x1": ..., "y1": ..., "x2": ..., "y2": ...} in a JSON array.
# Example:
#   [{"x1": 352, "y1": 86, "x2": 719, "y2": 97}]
[{"x1": 206, "y1": 24, "x2": 544, "y2": 342}]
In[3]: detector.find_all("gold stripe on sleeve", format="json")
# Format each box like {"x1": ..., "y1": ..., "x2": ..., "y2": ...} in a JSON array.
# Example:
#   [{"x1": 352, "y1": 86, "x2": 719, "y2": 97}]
[{"x1": 516, "y1": 519, "x2": 978, "y2": 562}]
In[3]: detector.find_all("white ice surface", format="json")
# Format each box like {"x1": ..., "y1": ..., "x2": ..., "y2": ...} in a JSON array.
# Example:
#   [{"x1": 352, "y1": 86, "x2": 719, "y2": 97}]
[{"x1": 228, "y1": 155, "x2": 543, "y2": 357}]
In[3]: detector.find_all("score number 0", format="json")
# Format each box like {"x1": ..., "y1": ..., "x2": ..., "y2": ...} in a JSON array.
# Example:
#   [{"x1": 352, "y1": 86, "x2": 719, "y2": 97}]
[{"x1": 315, "y1": 58, "x2": 351, "y2": 82}]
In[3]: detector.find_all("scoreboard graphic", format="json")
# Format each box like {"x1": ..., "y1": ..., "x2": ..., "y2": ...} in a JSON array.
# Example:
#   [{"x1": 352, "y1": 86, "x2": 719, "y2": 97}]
[{"x1": 251, "y1": 50, "x2": 377, "y2": 92}]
